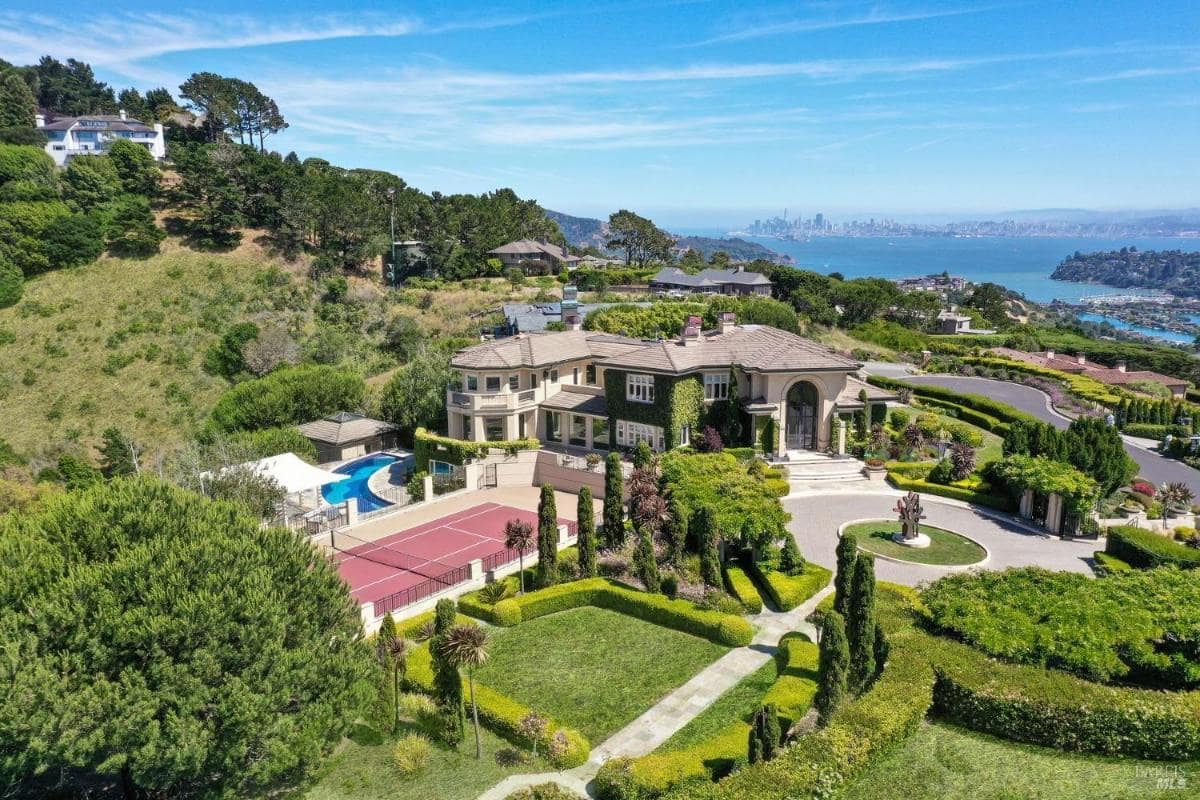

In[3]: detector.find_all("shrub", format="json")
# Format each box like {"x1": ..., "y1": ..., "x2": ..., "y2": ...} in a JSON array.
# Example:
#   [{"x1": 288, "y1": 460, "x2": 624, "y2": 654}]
[
  {"x1": 103, "y1": 194, "x2": 165, "y2": 258},
  {"x1": 391, "y1": 733, "x2": 432, "y2": 776},
  {"x1": 0, "y1": 257, "x2": 21, "y2": 309},
  {"x1": 744, "y1": 560, "x2": 831, "y2": 612},
  {"x1": 461, "y1": 578, "x2": 753, "y2": 647},
  {"x1": 406, "y1": 471, "x2": 427, "y2": 503},
  {"x1": 661, "y1": 451, "x2": 790, "y2": 549},
  {"x1": 1092, "y1": 551, "x2": 1132, "y2": 576},
  {"x1": 504, "y1": 783, "x2": 582, "y2": 800},
  {"x1": 723, "y1": 565, "x2": 762, "y2": 613},
  {"x1": 210, "y1": 364, "x2": 366, "y2": 431},
  {"x1": 1131, "y1": 480, "x2": 1157, "y2": 498},
  {"x1": 887, "y1": 409, "x2": 910, "y2": 430},
  {"x1": 478, "y1": 581, "x2": 512, "y2": 605},
  {"x1": 41, "y1": 213, "x2": 104, "y2": 270},
  {"x1": 1124, "y1": 423, "x2": 1169, "y2": 440},
  {"x1": 1105, "y1": 525, "x2": 1200, "y2": 570},
  {"x1": 887, "y1": 468, "x2": 1015, "y2": 510}
]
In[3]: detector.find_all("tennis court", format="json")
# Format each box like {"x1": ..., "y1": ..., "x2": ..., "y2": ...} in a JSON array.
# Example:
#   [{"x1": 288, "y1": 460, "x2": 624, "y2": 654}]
[{"x1": 331, "y1": 502, "x2": 577, "y2": 614}]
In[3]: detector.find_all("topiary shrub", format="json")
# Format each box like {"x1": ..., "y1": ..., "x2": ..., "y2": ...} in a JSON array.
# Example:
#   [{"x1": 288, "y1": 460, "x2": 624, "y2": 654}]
[
  {"x1": 391, "y1": 733, "x2": 432, "y2": 776},
  {"x1": 492, "y1": 598, "x2": 522, "y2": 627}
]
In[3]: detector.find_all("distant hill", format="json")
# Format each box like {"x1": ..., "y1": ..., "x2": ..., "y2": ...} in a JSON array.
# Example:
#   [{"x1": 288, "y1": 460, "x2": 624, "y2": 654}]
[
  {"x1": 1050, "y1": 248, "x2": 1200, "y2": 297},
  {"x1": 548, "y1": 209, "x2": 790, "y2": 264}
]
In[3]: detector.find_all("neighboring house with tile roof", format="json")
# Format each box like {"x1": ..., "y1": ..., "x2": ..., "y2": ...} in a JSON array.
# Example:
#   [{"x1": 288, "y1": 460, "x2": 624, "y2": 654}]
[
  {"x1": 989, "y1": 347, "x2": 1190, "y2": 397},
  {"x1": 445, "y1": 312, "x2": 893, "y2": 454},
  {"x1": 35, "y1": 110, "x2": 166, "y2": 167},
  {"x1": 487, "y1": 239, "x2": 581, "y2": 275},
  {"x1": 649, "y1": 266, "x2": 773, "y2": 296}
]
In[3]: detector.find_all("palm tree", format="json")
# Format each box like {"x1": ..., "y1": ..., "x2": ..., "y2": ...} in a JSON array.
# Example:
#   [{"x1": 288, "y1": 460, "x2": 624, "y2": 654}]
[
  {"x1": 385, "y1": 637, "x2": 413, "y2": 733},
  {"x1": 440, "y1": 624, "x2": 491, "y2": 759},
  {"x1": 504, "y1": 518, "x2": 534, "y2": 594}
]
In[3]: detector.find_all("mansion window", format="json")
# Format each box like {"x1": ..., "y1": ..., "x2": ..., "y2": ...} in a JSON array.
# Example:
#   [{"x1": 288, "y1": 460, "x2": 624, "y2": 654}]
[
  {"x1": 704, "y1": 373, "x2": 730, "y2": 401},
  {"x1": 485, "y1": 375, "x2": 501, "y2": 392},
  {"x1": 462, "y1": 415, "x2": 473, "y2": 440},
  {"x1": 485, "y1": 417, "x2": 505, "y2": 441},
  {"x1": 585, "y1": 363, "x2": 597, "y2": 385},
  {"x1": 626, "y1": 374, "x2": 655, "y2": 404},
  {"x1": 466, "y1": 375, "x2": 478, "y2": 391},
  {"x1": 509, "y1": 374, "x2": 520, "y2": 390},
  {"x1": 616, "y1": 420, "x2": 664, "y2": 451}
]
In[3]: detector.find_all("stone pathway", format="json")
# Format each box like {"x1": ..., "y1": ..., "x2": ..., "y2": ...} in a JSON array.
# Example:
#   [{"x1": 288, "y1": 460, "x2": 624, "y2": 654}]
[{"x1": 474, "y1": 586, "x2": 834, "y2": 800}]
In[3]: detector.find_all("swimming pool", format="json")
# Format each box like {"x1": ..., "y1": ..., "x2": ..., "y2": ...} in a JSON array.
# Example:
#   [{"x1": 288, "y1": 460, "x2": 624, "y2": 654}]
[{"x1": 321, "y1": 453, "x2": 401, "y2": 514}]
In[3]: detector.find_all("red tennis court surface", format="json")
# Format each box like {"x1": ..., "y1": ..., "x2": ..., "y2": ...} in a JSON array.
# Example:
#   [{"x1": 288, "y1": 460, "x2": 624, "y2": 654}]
[{"x1": 333, "y1": 502, "x2": 576, "y2": 614}]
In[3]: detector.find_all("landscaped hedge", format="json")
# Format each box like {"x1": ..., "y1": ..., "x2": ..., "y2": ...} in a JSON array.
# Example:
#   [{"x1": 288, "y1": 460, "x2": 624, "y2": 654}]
[
  {"x1": 597, "y1": 634, "x2": 819, "y2": 799},
  {"x1": 722, "y1": 565, "x2": 763, "y2": 614},
  {"x1": 886, "y1": 469, "x2": 1015, "y2": 511},
  {"x1": 660, "y1": 587, "x2": 936, "y2": 800},
  {"x1": 460, "y1": 578, "x2": 754, "y2": 647},
  {"x1": 404, "y1": 641, "x2": 591, "y2": 768},
  {"x1": 743, "y1": 561, "x2": 831, "y2": 611},
  {"x1": 1092, "y1": 550, "x2": 1133, "y2": 575},
  {"x1": 961, "y1": 356, "x2": 1125, "y2": 408},
  {"x1": 1122, "y1": 423, "x2": 1170, "y2": 440},
  {"x1": 1105, "y1": 525, "x2": 1200, "y2": 570},
  {"x1": 930, "y1": 637, "x2": 1200, "y2": 760},
  {"x1": 660, "y1": 451, "x2": 791, "y2": 545},
  {"x1": 413, "y1": 427, "x2": 540, "y2": 471},
  {"x1": 866, "y1": 374, "x2": 1040, "y2": 428},
  {"x1": 908, "y1": 394, "x2": 1008, "y2": 435}
]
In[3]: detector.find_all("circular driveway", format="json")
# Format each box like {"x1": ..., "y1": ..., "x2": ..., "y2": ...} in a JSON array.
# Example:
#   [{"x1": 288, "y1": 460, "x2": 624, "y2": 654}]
[{"x1": 784, "y1": 491, "x2": 1097, "y2": 586}]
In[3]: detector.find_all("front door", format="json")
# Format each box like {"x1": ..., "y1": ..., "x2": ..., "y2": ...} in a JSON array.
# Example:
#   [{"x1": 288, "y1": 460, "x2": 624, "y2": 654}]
[{"x1": 785, "y1": 382, "x2": 819, "y2": 450}]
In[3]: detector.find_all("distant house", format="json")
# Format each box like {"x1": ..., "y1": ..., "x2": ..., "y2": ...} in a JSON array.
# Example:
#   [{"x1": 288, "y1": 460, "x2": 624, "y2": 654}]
[
  {"x1": 935, "y1": 309, "x2": 995, "y2": 335},
  {"x1": 488, "y1": 239, "x2": 581, "y2": 275},
  {"x1": 36, "y1": 110, "x2": 165, "y2": 167},
  {"x1": 297, "y1": 412, "x2": 399, "y2": 463},
  {"x1": 649, "y1": 266, "x2": 772, "y2": 296},
  {"x1": 990, "y1": 347, "x2": 1190, "y2": 397}
]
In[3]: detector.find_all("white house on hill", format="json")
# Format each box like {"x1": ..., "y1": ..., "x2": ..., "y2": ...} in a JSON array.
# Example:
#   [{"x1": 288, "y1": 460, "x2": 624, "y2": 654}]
[{"x1": 36, "y1": 110, "x2": 166, "y2": 167}]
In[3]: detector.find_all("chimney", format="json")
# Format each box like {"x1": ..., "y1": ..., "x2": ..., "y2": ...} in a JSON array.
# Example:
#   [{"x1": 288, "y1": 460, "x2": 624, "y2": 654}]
[
  {"x1": 717, "y1": 311, "x2": 736, "y2": 334},
  {"x1": 34, "y1": 113, "x2": 45, "y2": 128},
  {"x1": 119, "y1": 109, "x2": 127, "y2": 121},
  {"x1": 1077, "y1": 353, "x2": 1086, "y2": 365},
  {"x1": 1116, "y1": 360, "x2": 1127, "y2": 373},
  {"x1": 1045, "y1": 350, "x2": 1055, "y2": 361},
  {"x1": 680, "y1": 315, "x2": 702, "y2": 346}
]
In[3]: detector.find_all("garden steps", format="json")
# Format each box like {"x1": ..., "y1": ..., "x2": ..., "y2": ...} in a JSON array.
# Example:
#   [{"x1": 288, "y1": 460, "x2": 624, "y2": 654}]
[{"x1": 778, "y1": 453, "x2": 870, "y2": 484}]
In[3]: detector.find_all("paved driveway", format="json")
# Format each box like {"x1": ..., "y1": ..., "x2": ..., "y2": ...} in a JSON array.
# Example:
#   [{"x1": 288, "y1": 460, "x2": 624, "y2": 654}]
[
  {"x1": 896, "y1": 374, "x2": 1200, "y2": 496},
  {"x1": 784, "y1": 491, "x2": 1096, "y2": 587}
]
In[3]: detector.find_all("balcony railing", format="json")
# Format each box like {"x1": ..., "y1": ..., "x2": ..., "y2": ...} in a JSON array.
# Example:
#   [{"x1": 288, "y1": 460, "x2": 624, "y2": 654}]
[{"x1": 446, "y1": 388, "x2": 541, "y2": 412}]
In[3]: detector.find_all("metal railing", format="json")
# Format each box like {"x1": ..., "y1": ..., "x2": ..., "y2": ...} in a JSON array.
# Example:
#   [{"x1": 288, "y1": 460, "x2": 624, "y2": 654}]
[{"x1": 374, "y1": 564, "x2": 472, "y2": 616}]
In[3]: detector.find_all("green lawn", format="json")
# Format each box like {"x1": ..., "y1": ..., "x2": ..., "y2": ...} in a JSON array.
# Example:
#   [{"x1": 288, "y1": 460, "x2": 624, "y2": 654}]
[
  {"x1": 844, "y1": 721, "x2": 1198, "y2": 800},
  {"x1": 659, "y1": 659, "x2": 777, "y2": 751},
  {"x1": 474, "y1": 607, "x2": 728, "y2": 742},
  {"x1": 844, "y1": 521, "x2": 986, "y2": 566},
  {"x1": 308, "y1": 721, "x2": 552, "y2": 800}
]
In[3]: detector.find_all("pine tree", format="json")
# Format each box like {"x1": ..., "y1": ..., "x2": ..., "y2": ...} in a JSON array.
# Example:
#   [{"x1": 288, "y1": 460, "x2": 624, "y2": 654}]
[
  {"x1": 602, "y1": 452, "x2": 626, "y2": 549},
  {"x1": 815, "y1": 610, "x2": 850, "y2": 727},
  {"x1": 779, "y1": 535, "x2": 805, "y2": 576},
  {"x1": 632, "y1": 524, "x2": 660, "y2": 592},
  {"x1": 98, "y1": 427, "x2": 139, "y2": 478},
  {"x1": 833, "y1": 533, "x2": 858, "y2": 618},
  {"x1": 431, "y1": 598, "x2": 464, "y2": 746},
  {"x1": 536, "y1": 484, "x2": 559, "y2": 588},
  {"x1": 694, "y1": 506, "x2": 722, "y2": 588},
  {"x1": 847, "y1": 554, "x2": 877, "y2": 694},
  {"x1": 748, "y1": 703, "x2": 781, "y2": 764},
  {"x1": 576, "y1": 487, "x2": 597, "y2": 578}
]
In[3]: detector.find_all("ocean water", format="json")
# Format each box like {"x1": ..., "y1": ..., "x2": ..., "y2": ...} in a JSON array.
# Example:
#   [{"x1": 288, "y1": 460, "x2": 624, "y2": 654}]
[
  {"x1": 1076, "y1": 312, "x2": 1195, "y2": 345},
  {"x1": 678, "y1": 232, "x2": 1200, "y2": 305}
]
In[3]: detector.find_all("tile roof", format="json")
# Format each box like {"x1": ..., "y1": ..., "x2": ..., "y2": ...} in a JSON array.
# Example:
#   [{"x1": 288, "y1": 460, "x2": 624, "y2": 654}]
[
  {"x1": 989, "y1": 347, "x2": 1189, "y2": 389},
  {"x1": 451, "y1": 331, "x2": 646, "y2": 370},
  {"x1": 835, "y1": 376, "x2": 898, "y2": 407},
  {"x1": 649, "y1": 266, "x2": 772, "y2": 287},
  {"x1": 487, "y1": 239, "x2": 580, "y2": 262},
  {"x1": 597, "y1": 324, "x2": 859, "y2": 373},
  {"x1": 297, "y1": 412, "x2": 396, "y2": 444},
  {"x1": 540, "y1": 388, "x2": 609, "y2": 416},
  {"x1": 42, "y1": 114, "x2": 157, "y2": 133},
  {"x1": 1085, "y1": 368, "x2": 1188, "y2": 388}
]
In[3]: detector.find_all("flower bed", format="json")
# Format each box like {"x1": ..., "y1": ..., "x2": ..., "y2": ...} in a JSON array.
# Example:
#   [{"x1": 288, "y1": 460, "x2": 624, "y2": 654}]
[
  {"x1": 886, "y1": 467, "x2": 1015, "y2": 511},
  {"x1": 459, "y1": 577, "x2": 754, "y2": 647}
]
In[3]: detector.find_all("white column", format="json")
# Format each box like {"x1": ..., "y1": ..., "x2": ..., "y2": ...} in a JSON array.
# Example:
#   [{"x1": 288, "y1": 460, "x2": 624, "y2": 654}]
[
  {"x1": 585, "y1": 417, "x2": 594, "y2": 449},
  {"x1": 468, "y1": 558, "x2": 484, "y2": 580},
  {"x1": 359, "y1": 601, "x2": 376, "y2": 628},
  {"x1": 422, "y1": 474, "x2": 433, "y2": 502}
]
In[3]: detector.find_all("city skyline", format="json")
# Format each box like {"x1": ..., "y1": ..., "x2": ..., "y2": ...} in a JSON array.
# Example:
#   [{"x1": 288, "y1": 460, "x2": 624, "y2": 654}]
[{"x1": 2, "y1": 0, "x2": 1197, "y2": 224}]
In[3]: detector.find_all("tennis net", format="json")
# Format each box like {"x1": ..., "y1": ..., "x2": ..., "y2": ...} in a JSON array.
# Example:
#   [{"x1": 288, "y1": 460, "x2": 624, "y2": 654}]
[{"x1": 329, "y1": 529, "x2": 461, "y2": 585}]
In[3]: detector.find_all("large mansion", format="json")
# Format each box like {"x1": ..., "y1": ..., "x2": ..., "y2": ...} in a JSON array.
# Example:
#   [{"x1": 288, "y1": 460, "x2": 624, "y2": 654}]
[
  {"x1": 446, "y1": 313, "x2": 893, "y2": 456},
  {"x1": 35, "y1": 111, "x2": 167, "y2": 167}
]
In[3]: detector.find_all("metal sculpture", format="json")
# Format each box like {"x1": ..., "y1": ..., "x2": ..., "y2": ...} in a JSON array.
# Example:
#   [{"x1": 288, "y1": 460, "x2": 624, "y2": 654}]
[{"x1": 894, "y1": 491, "x2": 926, "y2": 541}]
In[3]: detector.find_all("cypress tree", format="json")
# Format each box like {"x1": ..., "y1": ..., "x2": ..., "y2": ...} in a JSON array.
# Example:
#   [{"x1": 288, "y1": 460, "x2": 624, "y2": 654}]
[
  {"x1": 873, "y1": 620, "x2": 890, "y2": 680},
  {"x1": 833, "y1": 532, "x2": 858, "y2": 618},
  {"x1": 536, "y1": 484, "x2": 559, "y2": 588},
  {"x1": 633, "y1": 524, "x2": 660, "y2": 593},
  {"x1": 779, "y1": 535, "x2": 805, "y2": 576},
  {"x1": 748, "y1": 703, "x2": 781, "y2": 764},
  {"x1": 602, "y1": 452, "x2": 626, "y2": 549},
  {"x1": 576, "y1": 487, "x2": 597, "y2": 578},
  {"x1": 662, "y1": 495, "x2": 688, "y2": 565},
  {"x1": 847, "y1": 554, "x2": 877, "y2": 694},
  {"x1": 815, "y1": 610, "x2": 850, "y2": 726},
  {"x1": 695, "y1": 506, "x2": 722, "y2": 588},
  {"x1": 376, "y1": 613, "x2": 398, "y2": 731},
  {"x1": 431, "y1": 598, "x2": 464, "y2": 745}
]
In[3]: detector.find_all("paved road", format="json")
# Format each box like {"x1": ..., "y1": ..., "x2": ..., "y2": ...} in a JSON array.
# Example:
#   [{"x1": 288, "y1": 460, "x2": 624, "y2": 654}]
[
  {"x1": 897, "y1": 374, "x2": 1200, "y2": 496},
  {"x1": 785, "y1": 491, "x2": 1097, "y2": 586}
]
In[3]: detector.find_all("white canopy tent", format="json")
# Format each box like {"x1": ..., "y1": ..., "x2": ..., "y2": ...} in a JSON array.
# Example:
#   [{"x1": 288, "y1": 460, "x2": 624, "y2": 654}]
[{"x1": 202, "y1": 452, "x2": 349, "y2": 515}]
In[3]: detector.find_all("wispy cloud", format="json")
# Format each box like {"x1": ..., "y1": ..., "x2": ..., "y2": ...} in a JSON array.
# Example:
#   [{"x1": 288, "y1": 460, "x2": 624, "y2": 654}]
[
  {"x1": 1072, "y1": 64, "x2": 1200, "y2": 84},
  {"x1": 685, "y1": 3, "x2": 1003, "y2": 47}
]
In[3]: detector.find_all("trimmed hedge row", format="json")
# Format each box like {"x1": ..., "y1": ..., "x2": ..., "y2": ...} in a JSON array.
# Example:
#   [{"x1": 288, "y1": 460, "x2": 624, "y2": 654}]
[
  {"x1": 961, "y1": 356, "x2": 1125, "y2": 407},
  {"x1": 908, "y1": 394, "x2": 1009, "y2": 435},
  {"x1": 598, "y1": 634, "x2": 820, "y2": 799},
  {"x1": 866, "y1": 374, "x2": 1040, "y2": 427},
  {"x1": 413, "y1": 426, "x2": 540, "y2": 470},
  {"x1": 404, "y1": 641, "x2": 591, "y2": 768},
  {"x1": 660, "y1": 587, "x2": 936, "y2": 800},
  {"x1": 743, "y1": 561, "x2": 831, "y2": 612},
  {"x1": 1105, "y1": 525, "x2": 1200, "y2": 570},
  {"x1": 1092, "y1": 550, "x2": 1133, "y2": 575},
  {"x1": 723, "y1": 565, "x2": 763, "y2": 614},
  {"x1": 887, "y1": 470, "x2": 1016, "y2": 511},
  {"x1": 1122, "y1": 423, "x2": 1170, "y2": 440},
  {"x1": 929, "y1": 634, "x2": 1200, "y2": 760},
  {"x1": 460, "y1": 578, "x2": 754, "y2": 647}
]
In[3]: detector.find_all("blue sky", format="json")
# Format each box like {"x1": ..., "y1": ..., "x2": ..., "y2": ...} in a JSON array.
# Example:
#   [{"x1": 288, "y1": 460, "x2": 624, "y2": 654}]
[{"x1": 1, "y1": 1, "x2": 1197, "y2": 226}]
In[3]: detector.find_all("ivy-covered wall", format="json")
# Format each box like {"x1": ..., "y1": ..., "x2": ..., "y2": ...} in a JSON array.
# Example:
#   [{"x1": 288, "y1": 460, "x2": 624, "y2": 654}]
[{"x1": 603, "y1": 369, "x2": 707, "y2": 450}]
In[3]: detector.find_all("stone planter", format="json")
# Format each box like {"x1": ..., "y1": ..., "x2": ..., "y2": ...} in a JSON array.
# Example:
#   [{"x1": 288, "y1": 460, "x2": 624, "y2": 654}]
[{"x1": 864, "y1": 464, "x2": 888, "y2": 482}]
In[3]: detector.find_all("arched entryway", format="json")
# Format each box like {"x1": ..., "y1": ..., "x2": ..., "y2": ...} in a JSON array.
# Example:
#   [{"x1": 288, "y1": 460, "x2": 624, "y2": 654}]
[{"x1": 785, "y1": 381, "x2": 819, "y2": 450}]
